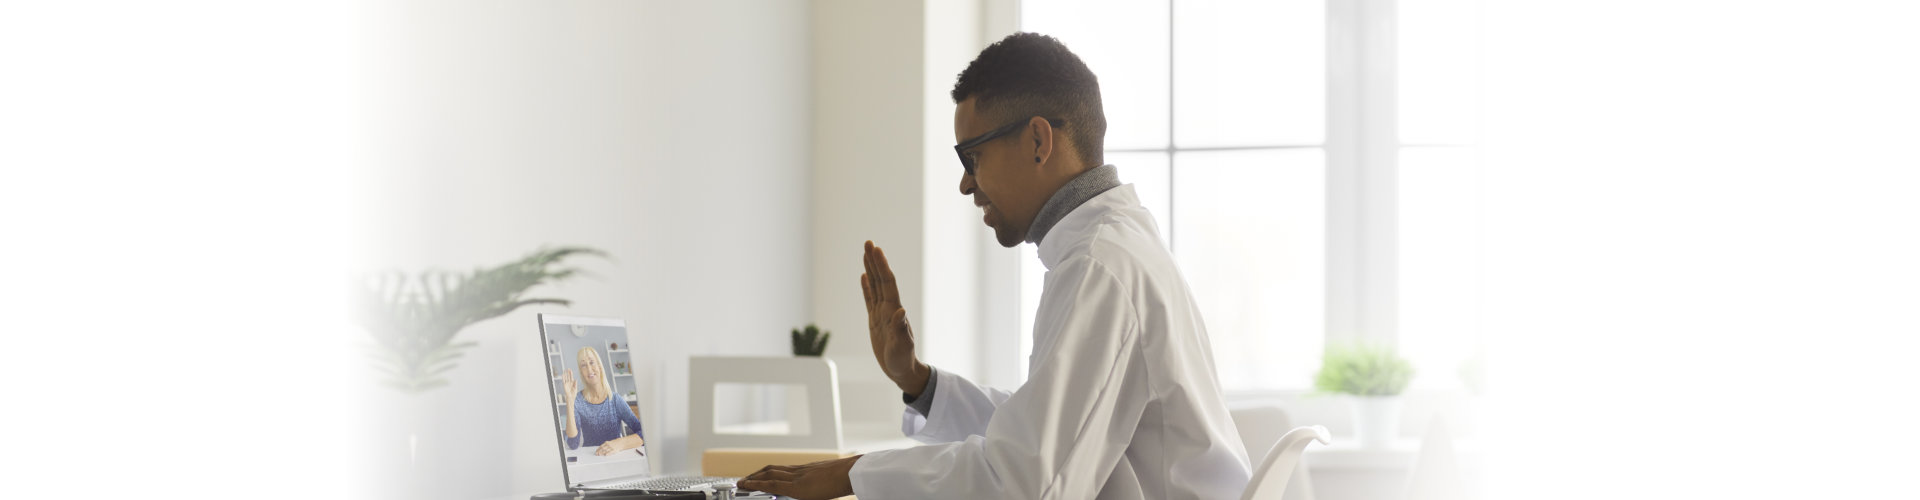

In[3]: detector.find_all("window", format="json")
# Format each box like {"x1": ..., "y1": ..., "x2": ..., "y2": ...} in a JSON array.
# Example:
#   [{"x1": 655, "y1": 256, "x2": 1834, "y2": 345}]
[
  {"x1": 1018, "y1": 0, "x2": 1481, "y2": 392},
  {"x1": 1396, "y1": 0, "x2": 1484, "y2": 392}
]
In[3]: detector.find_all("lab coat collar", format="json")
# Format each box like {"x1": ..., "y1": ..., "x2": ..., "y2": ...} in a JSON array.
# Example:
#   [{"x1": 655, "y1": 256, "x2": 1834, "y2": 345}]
[
  {"x1": 1036, "y1": 183, "x2": 1141, "y2": 272},
  {"x1": 1025, "y1": 164, "x2": 1121, "y2": 245}
]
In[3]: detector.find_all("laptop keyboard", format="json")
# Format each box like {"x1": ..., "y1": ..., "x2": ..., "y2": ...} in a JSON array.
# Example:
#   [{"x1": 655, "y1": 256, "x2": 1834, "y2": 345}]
[{"x1": 604, "y1": 475, "x2": 737, "y2": 491}]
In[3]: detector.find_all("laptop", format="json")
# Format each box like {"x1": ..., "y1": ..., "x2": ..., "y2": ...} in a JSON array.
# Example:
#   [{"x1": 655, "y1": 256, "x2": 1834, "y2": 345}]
[{"x1": 536, "y1": 313, "x2": 738, "y2": 493}]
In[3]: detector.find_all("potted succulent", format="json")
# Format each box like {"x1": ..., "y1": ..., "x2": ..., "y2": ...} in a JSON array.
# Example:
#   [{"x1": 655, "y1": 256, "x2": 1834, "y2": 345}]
[
  {"x1": 1314, "y1": 342, "x2": 1415, "y2": 448},
  {"x1": 791, "y1": 323, "x2": 831, "y2": 356}
]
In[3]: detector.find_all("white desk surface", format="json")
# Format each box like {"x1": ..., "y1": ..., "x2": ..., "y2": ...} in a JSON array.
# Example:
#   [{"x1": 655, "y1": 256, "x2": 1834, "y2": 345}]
[
  {"x1": 841, "y1": 421, "x2": 923, "y2": 455},
  {"x1": 1304, "y1": 436, "x2": 1480, "y2": 470},
  {"x1": 563, "y1": 445, "x2": 651, "y2": 482}
]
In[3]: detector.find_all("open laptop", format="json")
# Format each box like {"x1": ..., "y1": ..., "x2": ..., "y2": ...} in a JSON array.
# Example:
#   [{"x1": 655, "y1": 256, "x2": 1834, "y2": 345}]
[{"x1": 536, "y1": 313, "x2": 739, "y2": 494}]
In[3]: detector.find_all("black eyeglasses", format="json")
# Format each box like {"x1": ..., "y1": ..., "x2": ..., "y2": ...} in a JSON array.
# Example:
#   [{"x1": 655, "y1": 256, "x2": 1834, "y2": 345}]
[{"x1": 953, "y1": 117, "x2": 1066, "y2": 176}]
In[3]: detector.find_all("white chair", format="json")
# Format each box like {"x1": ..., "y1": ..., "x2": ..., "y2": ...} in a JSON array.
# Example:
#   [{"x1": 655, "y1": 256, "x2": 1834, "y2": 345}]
[
  {"x1": 687, "y1": 356, "x2": 843, "y2": 455},
  {"x1": 1241, "y1": 425, "x2": 1332, "y2": 500},
  {"x1": 1231, "y1": 406, "x2": 1319, "y2": 500},
  {"x1": 1403, "y1": 415, "x2": 1466, "y2": 500}
]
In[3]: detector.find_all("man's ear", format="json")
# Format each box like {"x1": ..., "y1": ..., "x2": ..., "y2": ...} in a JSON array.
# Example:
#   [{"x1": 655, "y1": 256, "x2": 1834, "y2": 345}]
[{"x1": 1028, "y1": 115, "x2": 1054, "y2": 166}]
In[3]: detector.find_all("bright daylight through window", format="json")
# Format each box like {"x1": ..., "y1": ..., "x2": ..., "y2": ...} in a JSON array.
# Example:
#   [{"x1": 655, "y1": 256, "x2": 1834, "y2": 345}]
[{"x1": 1019, "y1": 0, "x2": 1481, "y2": 394}]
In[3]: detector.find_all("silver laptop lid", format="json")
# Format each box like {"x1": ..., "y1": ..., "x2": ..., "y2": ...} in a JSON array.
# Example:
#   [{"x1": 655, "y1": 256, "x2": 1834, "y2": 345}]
[{"x1": 537, "y1": 314, "x2": 653, "y2": 490}]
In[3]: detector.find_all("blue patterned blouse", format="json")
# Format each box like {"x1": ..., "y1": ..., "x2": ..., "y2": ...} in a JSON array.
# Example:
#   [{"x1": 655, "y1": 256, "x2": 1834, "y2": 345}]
[{"x1": 566, "y1": 392, "x2": 644, "y2": 450}]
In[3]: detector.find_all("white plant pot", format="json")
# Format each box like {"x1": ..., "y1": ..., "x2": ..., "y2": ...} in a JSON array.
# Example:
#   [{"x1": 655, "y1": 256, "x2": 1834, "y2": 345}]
[{"x1": 1348, "y1": 395, "x2": 1403, "y2": 448}]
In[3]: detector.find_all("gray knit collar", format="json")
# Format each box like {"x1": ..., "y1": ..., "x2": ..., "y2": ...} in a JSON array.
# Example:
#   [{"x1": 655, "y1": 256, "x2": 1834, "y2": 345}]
[{"x1": 1025, "y1": 164, "x2": 1121, "y2": 244}]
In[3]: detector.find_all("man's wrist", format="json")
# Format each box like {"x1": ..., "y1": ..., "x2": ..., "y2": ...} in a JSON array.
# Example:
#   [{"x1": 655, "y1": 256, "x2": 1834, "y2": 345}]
[
  {"x1": 901, "y1": 362, "x2": 932, "y2": 398},
  {"x1": 836, "y1": 455, "x2": 862, "y2": 497}
]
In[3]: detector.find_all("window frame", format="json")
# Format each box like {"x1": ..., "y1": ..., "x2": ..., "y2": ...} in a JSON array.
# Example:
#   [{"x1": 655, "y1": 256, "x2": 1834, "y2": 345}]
[{"x1": 1005, "y1": 0, "x2": 1472, "y2": 397}]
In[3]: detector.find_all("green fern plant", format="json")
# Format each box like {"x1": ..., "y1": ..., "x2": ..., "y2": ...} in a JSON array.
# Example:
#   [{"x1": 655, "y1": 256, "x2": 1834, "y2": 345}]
[
  {"x1": 791, "y1": 323, "x2": 830, "y2": 356},
  {"x1": 1313, "y1": 342, "x2": 1415, "y2": 396},
  {"x1": 354, "y1": 246, "x2": 605, "y2": 394}
]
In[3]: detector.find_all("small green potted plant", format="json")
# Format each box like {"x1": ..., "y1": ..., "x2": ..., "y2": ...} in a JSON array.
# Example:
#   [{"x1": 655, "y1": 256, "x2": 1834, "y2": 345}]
[
  {"x1": 1314, "y1": 342, "x2": 1415, "y2": 448},
  {"x1": 791, "y1": 323, "x2": 830, "y2": 357}
]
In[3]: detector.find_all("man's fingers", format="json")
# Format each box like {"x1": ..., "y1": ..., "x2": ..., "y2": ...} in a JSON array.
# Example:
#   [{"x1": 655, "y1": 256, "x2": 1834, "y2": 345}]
[
  {"x1": 865, "y1": 243, "x2": 881, "y2": 287},
  {"x1": 860, "y1": 273, "x2": 874, "y2": 307},
  {"x1": 865, "y1": 241, "x2": 905, "y2": 308},
  {"x1": 875, "y1": 246, "x2": 894, "y2": 292},
  {"x1": 746, "y1": 464, "x2": 796, "y2": 479},
  {"x1": 863, "y1": 242, "x2": 878, "y2": 292},
  {"x1": 876, "y1": 246, "x2": 902, "y2": 304},
  {"x1": 736, "y1": 480, "x2": 787, "y2": 495},
  {"x1": 892, "y1": 308, "x2": 911, "y2": 334},
  {"x1": 745, "y1": 469, "x2": 798, "y2": 482}
]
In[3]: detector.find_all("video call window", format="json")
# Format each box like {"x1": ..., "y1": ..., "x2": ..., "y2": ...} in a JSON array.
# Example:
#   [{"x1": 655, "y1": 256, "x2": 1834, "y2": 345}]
[{"x1": 542, "y1": 319, "x2": 651, "y2": 485}]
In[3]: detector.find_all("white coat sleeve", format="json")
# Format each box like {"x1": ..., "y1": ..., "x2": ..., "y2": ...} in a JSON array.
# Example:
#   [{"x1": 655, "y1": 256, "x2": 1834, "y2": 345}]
[
  {"x1": 902, "y1": 368, "x2": 1013, "y2": 444},
  {"x1": 852, "y1": 257, "x2": 1148, "y2": 499}
]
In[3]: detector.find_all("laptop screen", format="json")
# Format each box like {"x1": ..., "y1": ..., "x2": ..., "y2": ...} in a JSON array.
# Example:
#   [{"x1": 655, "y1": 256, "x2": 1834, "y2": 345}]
[{"x1": 538, "y1": 314, "x2": 651, "y2": 488}]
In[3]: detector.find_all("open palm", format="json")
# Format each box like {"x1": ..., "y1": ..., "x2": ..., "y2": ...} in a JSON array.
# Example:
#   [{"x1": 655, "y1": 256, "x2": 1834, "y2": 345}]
[{"x1": 861, "y1": 241, "x2": 929, "y2": 395}]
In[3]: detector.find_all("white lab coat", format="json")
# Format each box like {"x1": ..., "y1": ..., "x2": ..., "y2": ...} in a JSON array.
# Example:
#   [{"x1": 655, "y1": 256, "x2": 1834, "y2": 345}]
[{"x1": 848, "y1": 185, "x2": 1252, "y2": 500}]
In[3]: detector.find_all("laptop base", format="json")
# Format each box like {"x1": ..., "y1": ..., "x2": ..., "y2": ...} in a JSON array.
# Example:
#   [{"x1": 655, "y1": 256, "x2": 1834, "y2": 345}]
[{"x1": 530, "y1": 491, "x2": 703, "y2": 500}]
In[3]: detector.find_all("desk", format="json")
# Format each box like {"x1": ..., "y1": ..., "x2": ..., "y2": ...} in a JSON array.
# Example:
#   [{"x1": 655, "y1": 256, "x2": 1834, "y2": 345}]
[
  {"x1": 840, "y1": 421, "x2": 924, "y2": 455},
  {"x1": 563, "y1": 445, "x2": 651, "y2": 483},
  {"x1": 1304, "y1": 437, "x2": 1481, "y2": 500}
]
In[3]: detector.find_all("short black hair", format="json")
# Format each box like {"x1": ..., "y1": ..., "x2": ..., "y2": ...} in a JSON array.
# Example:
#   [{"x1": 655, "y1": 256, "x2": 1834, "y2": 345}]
[{"x1": 951, "y1": 32, "x2": 1106, "y2": 168}]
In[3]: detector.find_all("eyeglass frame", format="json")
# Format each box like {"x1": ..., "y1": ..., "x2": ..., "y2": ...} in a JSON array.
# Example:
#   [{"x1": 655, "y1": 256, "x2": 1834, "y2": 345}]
[{"x1": 953, "y1": 117, "x2": 1067, "y2": 176}]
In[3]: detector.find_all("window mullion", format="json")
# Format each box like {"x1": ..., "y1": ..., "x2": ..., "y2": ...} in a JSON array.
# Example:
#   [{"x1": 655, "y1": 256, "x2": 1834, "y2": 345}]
[
  {"x1": 1359, "y1": 0, "x2": 1401, "y2": 346},
  {"x1": 1167, "y1": 0, "x2": 1177, "y2": 251},
  {"x1": 1327, "y1": 0, "x2": 1400, "y2": 347}
]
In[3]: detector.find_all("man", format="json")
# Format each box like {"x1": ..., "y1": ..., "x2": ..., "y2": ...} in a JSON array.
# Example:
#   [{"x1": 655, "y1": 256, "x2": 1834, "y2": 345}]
[{"x1": 740, "y1": 32, "x2": 1251, "y2": 500}]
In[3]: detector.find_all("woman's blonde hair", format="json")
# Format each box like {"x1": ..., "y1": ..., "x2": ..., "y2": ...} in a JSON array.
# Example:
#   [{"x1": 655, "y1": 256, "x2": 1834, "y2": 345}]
[{"x1": 576, "y1": 346, "x2": 613, "y2": 402}]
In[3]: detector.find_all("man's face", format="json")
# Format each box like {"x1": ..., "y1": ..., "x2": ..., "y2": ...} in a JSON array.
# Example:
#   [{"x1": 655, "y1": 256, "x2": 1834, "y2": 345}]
[{"x1": 955, "y1": 98, "x2": 1048, "y2": 247}]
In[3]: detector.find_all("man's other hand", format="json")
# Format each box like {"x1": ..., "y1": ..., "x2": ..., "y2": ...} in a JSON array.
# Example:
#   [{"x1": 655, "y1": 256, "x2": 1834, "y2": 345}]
[
  {"x1": 738, "y1": 455, "x2": 861, "y2": 500},
  {"x1": 862, "y1": 241, "x2": 931, "y2": 396}
]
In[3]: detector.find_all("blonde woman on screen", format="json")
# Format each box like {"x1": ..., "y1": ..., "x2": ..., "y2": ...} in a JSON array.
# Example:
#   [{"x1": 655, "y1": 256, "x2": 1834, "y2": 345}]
[{"x1": 561, "y1": 346, "x2": 645, "y2": 456}]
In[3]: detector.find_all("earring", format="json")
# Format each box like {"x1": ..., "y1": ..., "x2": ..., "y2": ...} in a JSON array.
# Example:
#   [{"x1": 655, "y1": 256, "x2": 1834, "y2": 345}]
[{"x1": 1034, "y1": 156, "x2": 1041, "y2": 163}]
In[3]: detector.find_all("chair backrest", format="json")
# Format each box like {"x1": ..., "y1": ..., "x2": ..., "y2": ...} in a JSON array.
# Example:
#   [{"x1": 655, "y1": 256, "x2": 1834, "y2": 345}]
[
  {"x1": 1240, "y1": 425, "x2": 1331, "y2": 500},
  {"x1": 687, "y1": 356, "x2": 843, "y2": 456},
  {"x1": 1230, "y1": 405, "x2": 1291, "y2": 464},
  {"x1": 1231, "y1": 405, "x2": 1318, "y2": 500},
  {"x1": 1403, "y1": 415, "x2": 1466, "y2": 500}
]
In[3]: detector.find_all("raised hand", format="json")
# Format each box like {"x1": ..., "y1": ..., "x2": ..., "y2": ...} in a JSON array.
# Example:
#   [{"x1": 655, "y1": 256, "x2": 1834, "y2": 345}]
[
  {"x1": 861, "y1": 241, "x2": 931, "y2": 396},
  {"x1": 562, "y1": 368, "x2": 578, "y2": 401}
]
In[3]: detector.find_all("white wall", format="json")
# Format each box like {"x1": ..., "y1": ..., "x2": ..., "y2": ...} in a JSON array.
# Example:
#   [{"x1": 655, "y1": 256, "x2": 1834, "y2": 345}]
[
  {"x1": 808, "y1": 0, "x2": 1023, "y2": 431},
  {"x1": 921, "y1": 0, "x2": 1032, "y2": 393},
  {"x1": 1, "y1": 2, "x2": 363, "y2": 499},
  {"x1": 357, "y1": 2, "x2": 1011, "y2": 496},
  {"x1": 355, "y1": 1, "x2": 810, "y2": 498},
  {"x1": 919, "y1": 0, "x2": 990, "y2": 392},
  {"x1": 807, "y1": 0, "x2": 934, "y2": 430}
]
